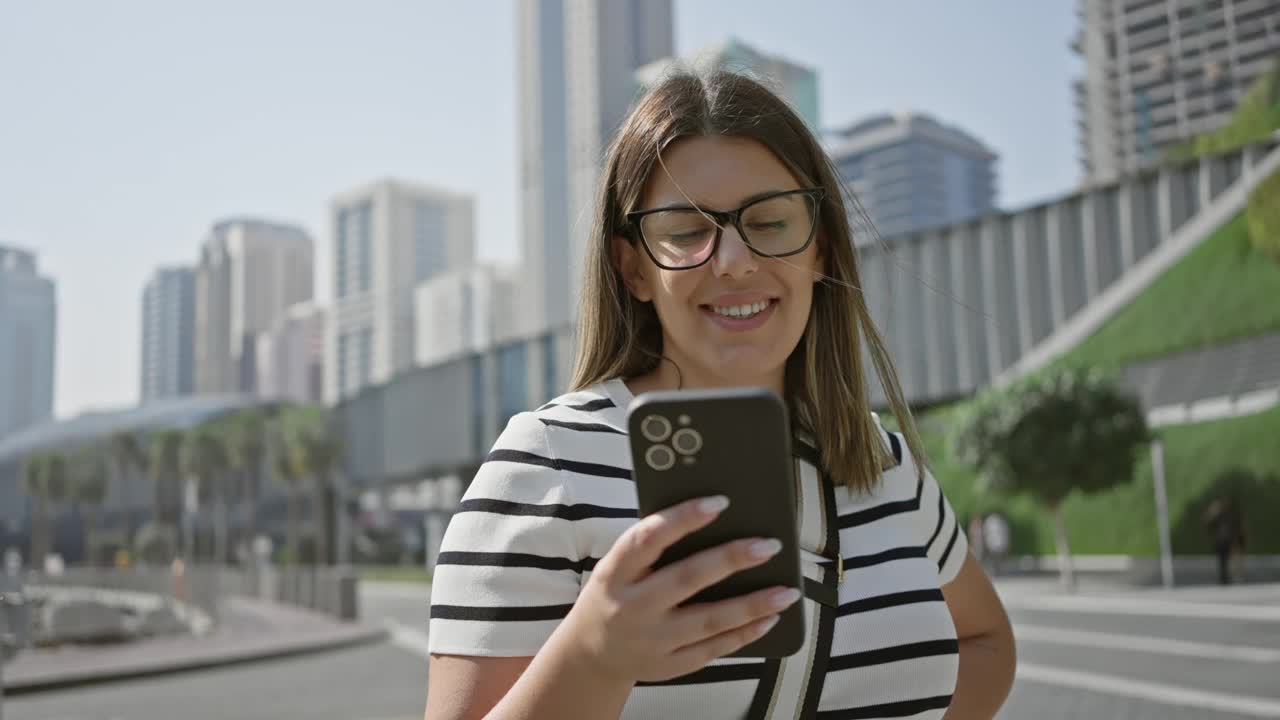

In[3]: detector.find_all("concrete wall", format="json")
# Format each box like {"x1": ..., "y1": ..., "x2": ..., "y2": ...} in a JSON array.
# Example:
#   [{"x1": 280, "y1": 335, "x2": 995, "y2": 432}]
[{"x1": 861, "y1": 139, "x2": 1279, "y2": 407}]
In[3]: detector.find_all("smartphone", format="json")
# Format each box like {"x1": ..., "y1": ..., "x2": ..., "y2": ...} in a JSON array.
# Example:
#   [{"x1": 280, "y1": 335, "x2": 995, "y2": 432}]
[{"x1": 627, "y1": 386, "x2": 805, "y2": 658}]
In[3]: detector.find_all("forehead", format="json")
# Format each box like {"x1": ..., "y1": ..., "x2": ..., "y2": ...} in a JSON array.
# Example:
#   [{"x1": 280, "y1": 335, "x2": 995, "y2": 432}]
[{"x1": 641, "y1": 135, "x2": 802, "y2": 210}]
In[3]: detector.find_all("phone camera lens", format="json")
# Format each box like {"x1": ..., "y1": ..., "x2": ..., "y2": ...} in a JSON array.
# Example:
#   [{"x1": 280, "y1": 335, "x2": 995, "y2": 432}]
[
  {"x1": 640, "y1": 414, "x2": 672, "y2": 442},
  {"x1": 645, "y1": 444, "x2": 676, "y2": 471},
  {"x1": 672, "y1": 428, "x2": 702, "y2": 456}
]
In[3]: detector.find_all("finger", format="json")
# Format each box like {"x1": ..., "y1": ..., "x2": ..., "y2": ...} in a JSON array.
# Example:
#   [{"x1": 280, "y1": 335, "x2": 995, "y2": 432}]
[
  {"x1": 669, "y1": 585, "x2": 801, "y2": 646},
  {"x1": 602, "y1": 495, "x2": 730, "y2": 582},
  {"x1": 636, "y1": 536, "x2": 783, "y2": 607},
  {"x1": 666, "y1": 614, "x2": 781, "y2": 676}
]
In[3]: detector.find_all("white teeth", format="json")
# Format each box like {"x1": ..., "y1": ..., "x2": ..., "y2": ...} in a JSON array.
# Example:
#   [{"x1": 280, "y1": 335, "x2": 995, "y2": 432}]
[{"x1": 711, "y1": 300, "x2": 771, "y2": 318}]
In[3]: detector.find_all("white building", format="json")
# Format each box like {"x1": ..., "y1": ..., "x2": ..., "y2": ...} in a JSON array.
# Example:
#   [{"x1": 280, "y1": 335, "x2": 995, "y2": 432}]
[
  {"x1": 636, "y1": 36, "x2": 821, "y2": 130},
  {"x1": 517, "y1": 0, "x2": 673, "y2": 336},
  {"x1": 194, "y1": 219, "x2": 314, "y2": 395},
  {"x1": 0, "y1": 244, "x2": 56, "y2": 440},
  {"x1": 140, "y1": 266, "x2": 196, "y2": 403},
  {"x1": 1075, "y1": 0, "x2": 1280, "y2": 180},
  {"x1": 326, "y1": 179, "x2": 475, "y2": 403},
  {"x1": 255, "y1": 302, "x2": 325, "y2": 405},
  {"x1": 414, "y1": 264, "x2": 519, "y2": 367}
]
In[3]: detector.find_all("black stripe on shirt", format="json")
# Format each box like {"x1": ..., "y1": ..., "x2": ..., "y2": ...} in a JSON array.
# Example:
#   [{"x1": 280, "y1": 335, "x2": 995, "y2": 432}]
[
  {"x1": 823, "y1": 545, "x2": 928, "y2": 572},
  {"x1": 817, "y1": 694, "x2": 953, "y2": 719},
  {"x1": 435, "y1": 551, "x2": 600, "y2": 574},
  {"x1": 837, "y1": 476, "x2": 923, "y2": 529},
  {"x1": 744, "y1": 659, "x2": 783, "y2": 720},
  {"x1": 835, "y1": 588, "x2": 945, "y2": 617},
  {"x1": 926, "y1": 487, "x2": 946, "y2": 551},
  {"x1": 485, "y1": 448, "x2": 633, "y2": 480},
  {"x1": 537, "y1": 397, "x2": 616, "y2": 412},
  {"x1": 538, "y1": 418, "x2": 624, "y2": 434},
  {"x1": 886, "y1": 430, "x2": 903, "y2": 466},
  {"x1": 828, "y1": 638, "x2": 959, "y2": 672},
  {"x1": 430, "y1": 603, "x2": 575, "y2": 622},
  {"x1": 635, "y1": 661, "x2": 766, "y2": 687},
  {"x1": 939, "y1": 521, "x2": 960, "y2": 572},
  {"x1": 455, "y1": 497, "x2": 636, "y2": 521}
]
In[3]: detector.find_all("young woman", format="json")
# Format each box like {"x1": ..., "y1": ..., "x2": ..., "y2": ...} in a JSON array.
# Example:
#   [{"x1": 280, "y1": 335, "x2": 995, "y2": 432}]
[{"x1": 425, "y1": 70, "x2": 1015, "y2": 720}]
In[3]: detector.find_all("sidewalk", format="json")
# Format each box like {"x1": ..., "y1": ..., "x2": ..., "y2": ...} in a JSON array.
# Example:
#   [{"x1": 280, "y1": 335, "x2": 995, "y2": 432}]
[{"x1": 3, "y1": 595, "x2": 385, "y2": 694}]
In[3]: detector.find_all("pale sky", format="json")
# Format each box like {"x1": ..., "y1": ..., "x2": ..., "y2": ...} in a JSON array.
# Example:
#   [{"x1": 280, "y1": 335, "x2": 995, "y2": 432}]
[{"x1": 0, "y1": 0, "x2": 1079, "y2": 420}]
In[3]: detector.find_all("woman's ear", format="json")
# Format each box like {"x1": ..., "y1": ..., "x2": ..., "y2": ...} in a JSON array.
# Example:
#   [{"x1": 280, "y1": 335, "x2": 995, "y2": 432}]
[{"x1": 612, "y1": 236, "x2": 654, "y2": 302}]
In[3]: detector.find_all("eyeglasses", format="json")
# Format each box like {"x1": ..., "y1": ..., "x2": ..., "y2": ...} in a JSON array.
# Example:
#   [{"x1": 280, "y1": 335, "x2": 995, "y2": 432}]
[{"x1": 625, "y1": 187, "x2": 824, "y2": 271}]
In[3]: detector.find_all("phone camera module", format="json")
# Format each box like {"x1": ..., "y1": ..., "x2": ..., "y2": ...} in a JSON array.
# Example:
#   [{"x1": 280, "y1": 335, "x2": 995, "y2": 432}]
[
  {"x1": 640, "y1": 414, "x2": 672, "y2": 442},
  {"x1": 671, "y1": 428, "x2": 702, "y2": 456},
  {"x1": 645, "y1": 444, "x2": 676, "y2": 471}
]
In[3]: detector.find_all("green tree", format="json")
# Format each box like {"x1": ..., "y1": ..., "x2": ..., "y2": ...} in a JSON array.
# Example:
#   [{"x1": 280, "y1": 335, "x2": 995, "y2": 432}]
[
  {"x1": 950, "y1": 367, "x2": 1150, "y2": 589},
  {"x1": 223, "y1": 409, "x2": 267, "y2": 556},
  {"x1": 148, "y1": 429, "x2": 185, "y2": 533},
  {"x1": 283, "y1": 407, "x2": 343, "y2": 566},
  {"x1": 20, "y1": 452, "x2": 72, "y2": 570},
  {"x1": 72, "y1": 447, "x2": 110, "y2": 566},
  {"x1": 269, "y1": 417, "x2": 304, "y2": 565},
  {"x1": 20, "y1": 453, "x2": 50, "y2": 569},
  {"x1": 181, "y1": 425, "x2": 231, "y2": 564},
  {"x1": 108, "y1": 430, "x2": 148, "y2": 548}
]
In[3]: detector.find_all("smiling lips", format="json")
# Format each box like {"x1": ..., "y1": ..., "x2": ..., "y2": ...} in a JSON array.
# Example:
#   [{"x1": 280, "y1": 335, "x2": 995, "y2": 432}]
[{"x1": 700, "y1": 294, "x2": 779, "y2": 330}]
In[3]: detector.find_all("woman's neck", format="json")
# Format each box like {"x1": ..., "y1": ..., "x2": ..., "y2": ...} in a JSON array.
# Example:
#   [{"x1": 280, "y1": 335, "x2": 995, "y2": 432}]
[{"x1": 624, "y1": 360, "x2": 785, "y2": 398}]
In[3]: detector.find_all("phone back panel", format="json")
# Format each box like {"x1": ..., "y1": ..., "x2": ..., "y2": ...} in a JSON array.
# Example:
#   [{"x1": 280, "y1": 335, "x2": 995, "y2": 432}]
[{"x1": 627, "y1": 387, "x2": 804, "y2": 658}]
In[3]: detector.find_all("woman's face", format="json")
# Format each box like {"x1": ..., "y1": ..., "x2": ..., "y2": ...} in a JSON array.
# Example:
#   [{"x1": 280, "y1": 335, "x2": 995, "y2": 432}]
[{"x1": 615, "y1": 135, "x2": 824, "y2": 392}]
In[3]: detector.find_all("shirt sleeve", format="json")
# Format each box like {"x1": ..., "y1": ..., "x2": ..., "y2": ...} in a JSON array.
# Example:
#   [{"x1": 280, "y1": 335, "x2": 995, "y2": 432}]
[
  {"x1": 427, "y1": 412, "x2": 585, "y2": 657},
  {"x1": 898, "y1": 432, "x2": 969, "y2": 586}
]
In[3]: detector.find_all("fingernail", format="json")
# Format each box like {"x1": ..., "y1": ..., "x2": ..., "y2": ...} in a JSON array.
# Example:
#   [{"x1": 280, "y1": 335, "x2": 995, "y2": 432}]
[
  {"x1": 770, "y1": 587, "x2": 802, "y2": 609},
  {"x1": 749, "y1": 538, "x2": 783, "y2": 559},
  {"x1": 755, "y1": 615, "x2": 780, "y2": 635},
  {"x1": 698, "y1": 495, "x2": 730, "y2": 515}
]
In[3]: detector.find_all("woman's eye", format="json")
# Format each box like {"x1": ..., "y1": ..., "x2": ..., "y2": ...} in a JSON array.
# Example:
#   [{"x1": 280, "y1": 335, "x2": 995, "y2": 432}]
[{"x1": 748, "y1": 220, "x2": 787, "y2": 232}]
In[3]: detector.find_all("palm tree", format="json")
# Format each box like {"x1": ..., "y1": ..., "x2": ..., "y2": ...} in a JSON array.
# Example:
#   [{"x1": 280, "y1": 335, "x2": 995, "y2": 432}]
[
  {"x1": 73, "y1": 447, "x2": 110, "y2": 566},
  {"x1": 148, "y1": 430, "x2": 185, "y2": 537},
  {"x1": 269, "y1": 419, "x2": 303, "y2": 565},
  {"x1": 224, "y1": 409, "x2": 267, "y2": 558},
  {"x1": 20, "y1": 452, "x2": 71, "y2": 570},
  {"x1": 181, "y1": 425, "x2": 230, "y2": 564},
  {"x1": 284, "y1": 407, "x2": 343, "y2": 566},
  {"x1": 20, "y1": 453, "x2": 51, "y2": 569},
  {"x1": 108, "y1": 430, "x2": 148, "y2": 548}
]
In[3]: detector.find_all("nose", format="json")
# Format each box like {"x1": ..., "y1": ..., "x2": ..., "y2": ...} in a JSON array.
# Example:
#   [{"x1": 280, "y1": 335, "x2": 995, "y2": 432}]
[{"x1": 710, "y1": 224, "x2": 757, "y2": 279}]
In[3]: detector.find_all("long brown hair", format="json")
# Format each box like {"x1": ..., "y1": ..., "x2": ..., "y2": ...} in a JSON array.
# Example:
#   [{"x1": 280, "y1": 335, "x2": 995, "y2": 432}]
[{"x1": 570, "y1": 70, "x2": 925, "y2": 493}]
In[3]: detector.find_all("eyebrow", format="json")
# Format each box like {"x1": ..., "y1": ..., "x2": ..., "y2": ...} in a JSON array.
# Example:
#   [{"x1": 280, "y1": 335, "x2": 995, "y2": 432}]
[{"x1": 646, "y1": 189, "x2": 795, "y2": 213}]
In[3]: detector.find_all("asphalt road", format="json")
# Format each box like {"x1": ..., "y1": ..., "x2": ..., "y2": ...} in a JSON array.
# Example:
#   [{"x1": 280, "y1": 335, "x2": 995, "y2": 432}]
[{"x1": 6, "y1": 580, "x2": 1280, "y2": 719}]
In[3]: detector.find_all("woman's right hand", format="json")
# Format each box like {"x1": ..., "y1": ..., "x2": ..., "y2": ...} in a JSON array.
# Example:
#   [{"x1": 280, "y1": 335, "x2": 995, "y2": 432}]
[{"x1": 557, "y1": 495, "x2": 803, "y2": 684}]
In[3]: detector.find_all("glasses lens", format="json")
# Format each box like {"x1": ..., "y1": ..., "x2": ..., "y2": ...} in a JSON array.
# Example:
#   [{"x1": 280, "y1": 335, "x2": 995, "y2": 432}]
[
  {"x1": 740, "y1": 193, "x2": 816, "y2": 256},
  {"x1": 639, "y1": 210, "x2": 718, "y2": 268}
]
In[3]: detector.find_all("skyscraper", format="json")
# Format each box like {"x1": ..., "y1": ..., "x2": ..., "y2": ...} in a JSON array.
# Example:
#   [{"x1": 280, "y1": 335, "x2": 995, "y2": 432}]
[
  {"x1": 256, "y1": 302, "x2": 326, "y2": 405},
  {"x1": 140, "y1": 266, "x2": 196, "y2": 403},
  {"x1": 326, "y1": 179, "x2": 474, "y2": 403},
  {"x1": 636, "y1": 37, "x2": 821, "y2": 130},
  {"x1": 0, "y1": 244, "x2": 56, "y2": 440},
  {"x1": 517, "y1": 0, "x2": 674, "y2": 335},
  {"x1": 832, "y1": 112, "x2": 998, "y2": 240},
  {"x1": 1075, "y1": 0, "x2": 1280, "y2": 180},
  {"x1": 194, "y1": 219, "x2": 314, "y2": 395},
  {"x1": 414, "y1": 263, "x2": 519, "y2": 367}
]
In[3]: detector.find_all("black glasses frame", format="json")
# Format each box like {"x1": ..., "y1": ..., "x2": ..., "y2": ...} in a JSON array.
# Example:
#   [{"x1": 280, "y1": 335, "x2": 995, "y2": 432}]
[{"x1": 624, "y1": 187, "x2": 825, "y2": 271}]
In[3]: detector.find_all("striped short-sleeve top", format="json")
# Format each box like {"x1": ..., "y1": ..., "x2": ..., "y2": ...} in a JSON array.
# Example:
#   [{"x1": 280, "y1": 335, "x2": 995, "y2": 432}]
[{"x1": 429, "y1": 378, "x2": 969, "y2": 720}]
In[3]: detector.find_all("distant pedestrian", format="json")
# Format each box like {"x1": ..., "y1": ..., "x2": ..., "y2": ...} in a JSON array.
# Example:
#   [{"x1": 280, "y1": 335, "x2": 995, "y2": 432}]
[
  {"x1": 1205, "y1": 497, "x2": 1246, "y2": 585},
  {"x1": 982, "y1": 512, "x2": 1010, "y2": 575}
]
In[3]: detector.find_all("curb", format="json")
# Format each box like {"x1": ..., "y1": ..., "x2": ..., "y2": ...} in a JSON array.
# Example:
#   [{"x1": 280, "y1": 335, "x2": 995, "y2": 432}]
[{"x1": 2, "y1": 624, "x2": 388, "y2": 695}]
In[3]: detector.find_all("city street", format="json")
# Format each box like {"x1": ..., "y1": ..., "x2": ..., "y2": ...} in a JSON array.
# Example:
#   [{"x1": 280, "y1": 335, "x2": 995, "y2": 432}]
[{"x1": 6, "y1": 581, "x2": 1280, "y2": 719}]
